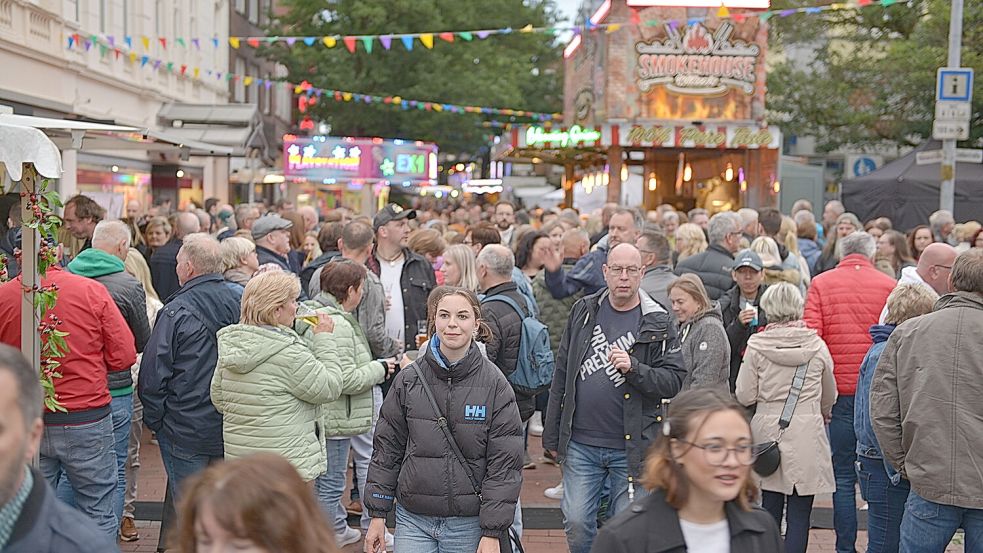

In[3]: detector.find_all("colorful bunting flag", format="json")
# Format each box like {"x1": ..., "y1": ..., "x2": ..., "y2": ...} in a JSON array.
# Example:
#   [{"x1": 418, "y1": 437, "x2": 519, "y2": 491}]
[
  {"x1": 380, "y1": 35, "x2": 392, "y2": 50},
  {"x1": 401, "y1": 36, "x2": 413, "y2": 50},
  {"x1": 343, "y1": 36, "x2": 357, "y2": 53},
  {"x1": 361, "y1": 36, "x2": 373, "y2": 53},
  {"x1": 420, "y1": 34, "x2": 434, "y2": 49}
]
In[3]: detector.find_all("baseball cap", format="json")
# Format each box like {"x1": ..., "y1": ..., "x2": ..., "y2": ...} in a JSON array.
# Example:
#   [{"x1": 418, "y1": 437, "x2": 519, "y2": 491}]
[
  {"x1": 732, "y1": 249, "x2": 763, "y2": 271},
  {"x1": 372, "y1": 203, "x2": 416, "y2": 231},
  {"x1": 251, "y1": 214, "x2": 293, "y2": 240}
]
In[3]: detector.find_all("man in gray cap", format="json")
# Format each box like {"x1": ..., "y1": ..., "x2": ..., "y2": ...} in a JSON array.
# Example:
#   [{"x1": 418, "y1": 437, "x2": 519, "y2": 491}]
[
  {"x1": 718, "y1": 249, "x2": 768, "y2": 391},
  {"x1": 252, "y1": 214, "x2": 295, "y2": 274}
]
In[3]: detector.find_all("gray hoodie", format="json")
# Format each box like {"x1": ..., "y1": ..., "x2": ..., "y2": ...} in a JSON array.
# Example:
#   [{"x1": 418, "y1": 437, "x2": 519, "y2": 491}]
[{"x1": 679, "y1": 303, "x2": 731, "y2": 390}]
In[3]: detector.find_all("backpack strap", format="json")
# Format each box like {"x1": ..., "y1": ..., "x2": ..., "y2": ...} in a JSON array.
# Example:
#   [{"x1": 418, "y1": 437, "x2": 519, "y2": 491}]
[{"x1": 482, "y1": 293, "x2": 529, "y2": 319}]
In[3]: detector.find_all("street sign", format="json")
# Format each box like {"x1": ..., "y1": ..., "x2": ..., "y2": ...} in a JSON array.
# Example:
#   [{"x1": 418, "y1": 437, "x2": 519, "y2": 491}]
[
  {"x1": 935, "y1": 101, "x2": 972, "y2": 121},
  {"x1": 916, "y1": 150, "x2": 945, "y2": 165},
  {"x1": 933, "y1": 120, "x2": 970, "y2": 140},
  {"x1": 914, "y1": 149, "x2": 982, "y2": 165},
  {"x1": 937, "y1": 68, "x2": 974, "y2": 102}
]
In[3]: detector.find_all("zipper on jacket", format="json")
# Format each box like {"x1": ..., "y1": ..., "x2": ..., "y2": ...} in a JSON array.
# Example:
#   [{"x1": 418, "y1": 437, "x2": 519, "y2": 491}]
[
  {"x1": 446, "y1": 377, "x2": 455, "y2": 513},
  {"x1": 346, "y1": 396, "x2": 352, "y2": 418}
]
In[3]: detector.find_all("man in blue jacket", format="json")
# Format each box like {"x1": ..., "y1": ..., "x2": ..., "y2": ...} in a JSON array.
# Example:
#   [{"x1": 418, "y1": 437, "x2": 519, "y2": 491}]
[{"x1": 139, "y1": 233, "x2": 240, "y2": 548}]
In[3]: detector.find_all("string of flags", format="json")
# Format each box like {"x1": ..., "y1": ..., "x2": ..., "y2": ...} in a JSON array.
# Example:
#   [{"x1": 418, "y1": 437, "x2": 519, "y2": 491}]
[{"x1": 66, "y1": 0, "x2": 909, "y2": 56}]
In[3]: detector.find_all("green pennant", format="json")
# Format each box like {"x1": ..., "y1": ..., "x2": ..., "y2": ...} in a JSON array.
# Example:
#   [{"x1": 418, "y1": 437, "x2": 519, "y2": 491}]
[
  {"x1": 761, "y1": 11, "x2": 774, "y2": 21},
  {"x1": 880, "y1": 0, "x2": 897, "y2": 5},
  {"x1": 226, "y1": 72, "x2": 234, "y2": 81},
  {"x1": 176, "y1": 37, "x2": 187, "y2": 47},
  {"x1": 99, "y1": 44, "x2": 108, "y2": 57},
  {"x1": 361, "y1": 36, "x2": 373, "y2": 53},
  {"x1": 166, "y1": 62, "x2": 174, "y2": 72},
  {"x1": 644, "y1": 19, "x2": 660, "y2": 26},
  {"x1": 266, "y1": 36, "x2": 278, "y2": 43},
  {"x1": 459, "y1": 31, "x2": 473, "y2": 41}
]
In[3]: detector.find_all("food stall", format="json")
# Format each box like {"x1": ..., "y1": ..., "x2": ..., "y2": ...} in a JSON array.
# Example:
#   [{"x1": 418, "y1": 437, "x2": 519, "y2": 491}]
[{"x1": 499, "y1": 0, "x2": 781, "y2": 213}]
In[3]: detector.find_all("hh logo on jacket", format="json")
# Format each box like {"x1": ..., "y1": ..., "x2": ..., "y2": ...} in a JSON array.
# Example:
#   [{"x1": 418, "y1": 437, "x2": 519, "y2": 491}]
[{"x1": 464, "y1": 404, "x2": 487, "y2": 421}]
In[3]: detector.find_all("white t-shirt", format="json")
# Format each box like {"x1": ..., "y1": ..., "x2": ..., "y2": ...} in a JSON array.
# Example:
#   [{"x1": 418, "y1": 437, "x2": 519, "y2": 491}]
[
  {"x1": 378, "y1": 255, "x2": 406, "y2": 347},
  {"x1": 679, "y1": 518, "x2": 730, "y2": 553}
]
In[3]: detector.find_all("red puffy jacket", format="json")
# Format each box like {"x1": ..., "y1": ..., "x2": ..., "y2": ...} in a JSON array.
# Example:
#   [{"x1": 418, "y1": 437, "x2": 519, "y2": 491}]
[{"x1": 804, "y1": 254, "x2": 895, "y2": 395}]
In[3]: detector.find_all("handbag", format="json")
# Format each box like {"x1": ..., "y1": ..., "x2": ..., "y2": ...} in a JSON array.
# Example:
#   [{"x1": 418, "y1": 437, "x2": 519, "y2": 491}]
[
  {"x1": 410, "y1": 363, "x2": 524, "y2": 553},
  {"x1": 752, "y1": 361, "x2": 810, "y2": 477}
]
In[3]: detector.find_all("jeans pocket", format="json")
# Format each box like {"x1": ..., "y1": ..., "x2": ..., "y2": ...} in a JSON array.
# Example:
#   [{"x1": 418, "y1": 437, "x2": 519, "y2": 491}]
[
  {"x1": 857, "y1": 463, "x2": 870, "y2": 500},
  {"x1": 906, "y1": 495, "x2": 941, "y2": 520}
]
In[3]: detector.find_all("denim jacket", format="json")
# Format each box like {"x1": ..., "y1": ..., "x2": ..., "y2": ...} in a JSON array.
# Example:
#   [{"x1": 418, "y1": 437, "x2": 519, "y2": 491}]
[{"x1": 855, "y1": 324, "x2": 901, "y2": 484}]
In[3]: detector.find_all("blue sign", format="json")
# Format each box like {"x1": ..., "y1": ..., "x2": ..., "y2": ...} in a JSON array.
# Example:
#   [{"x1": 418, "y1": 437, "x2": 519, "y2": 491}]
[
  {"x1": 937, "y1": 69, "x2": 974, "y2": 102},
  {"x1": 853, "y1": 157, "x2": 878, "y2": 177}
]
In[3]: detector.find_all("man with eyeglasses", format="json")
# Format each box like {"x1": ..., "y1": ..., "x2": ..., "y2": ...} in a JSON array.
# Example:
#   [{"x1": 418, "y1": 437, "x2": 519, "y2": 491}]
[
  {"x1": 674, "y1": 211, "x2": 743, "y2": 300},
  {"x1": 877, "y1": 242, "x2": 957, "y2": 323},
  {"x1": 543, "y1": 243, "x2": 685, "y2": 553}
]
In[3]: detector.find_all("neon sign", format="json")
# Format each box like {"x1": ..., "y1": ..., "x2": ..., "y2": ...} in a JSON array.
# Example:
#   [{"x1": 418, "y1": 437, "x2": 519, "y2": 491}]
[
  {"x1": 283, "y1": 136, "x2": 438, "y2": 184},
  {"x1": 287, "y1": 143, "x2": 361, "y2": 172},
  {"x1": 525, "y1": 125, "x2": 602, "y2": 147}
]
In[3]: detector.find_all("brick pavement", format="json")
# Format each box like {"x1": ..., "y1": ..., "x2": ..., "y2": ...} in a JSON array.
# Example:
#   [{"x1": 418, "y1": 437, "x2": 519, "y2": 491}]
[{"x1": 119, "y1": 424, "x2": 964, "y2": 553}]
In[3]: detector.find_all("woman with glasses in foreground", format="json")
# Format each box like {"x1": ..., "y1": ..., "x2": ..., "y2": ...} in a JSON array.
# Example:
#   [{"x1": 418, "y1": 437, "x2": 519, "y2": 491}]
[
  {"x1": 590, "y1": 388, "x2": 781, "y2": 553},
  {"x1": 735, "y1": 282, "x2": 837, "y2": 553}
]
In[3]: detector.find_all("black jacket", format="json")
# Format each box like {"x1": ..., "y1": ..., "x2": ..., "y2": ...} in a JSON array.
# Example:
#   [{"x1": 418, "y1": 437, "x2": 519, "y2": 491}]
[
  {"x1": 300, "y1": 249, "x2": 340, "y2": 296},
  {"x1": 5, "y1": 468, "x2": 120, "y2": 553},
  {"x1": 543, "y1": 289, "x2": 686, "y2": 480},
  {"x1": 256, "y1": 244, "x2": 292, "y2": 273},
  {"x1": 590, "y1": 489, "x2": 782, "y2": 553},
  {"x1": 481, "y1": 281, "x2": 534, "y2": 421},
  {"x1": 674, "y1": 243, "x2": 736, "y2": 300},
  {"x1": 149, "y1": 238, "x2": 182, "y2": 301},
  {"x1": 139, "y1": 273, "x2": 241, "y2": 456},
  {"x1": 0, "y1": 226, "x2": 19, "y2": 278},
  {"x1": 718, "y1": 284, "x2": 769, "y2": 392},
  {"x1": 366, "y1": 246, "x2": 437, "y2": 352},
  {"x1": 364, "y1": 342, "x2": 523, "y2": 539}
]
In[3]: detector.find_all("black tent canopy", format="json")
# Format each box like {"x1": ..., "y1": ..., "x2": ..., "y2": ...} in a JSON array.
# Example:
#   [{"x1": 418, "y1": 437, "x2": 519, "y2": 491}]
[{"x1": 842, "y1": 141, "x2": 983, "y2": 231}]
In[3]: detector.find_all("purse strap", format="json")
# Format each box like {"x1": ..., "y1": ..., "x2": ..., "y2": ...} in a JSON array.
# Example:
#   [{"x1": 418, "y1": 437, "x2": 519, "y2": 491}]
[
  {"x1": 778, "y1": 361, "x2": 811, "y2": 433},
  {"x1": 410, "y1": 362, "x2": 483, "y2": 500}
]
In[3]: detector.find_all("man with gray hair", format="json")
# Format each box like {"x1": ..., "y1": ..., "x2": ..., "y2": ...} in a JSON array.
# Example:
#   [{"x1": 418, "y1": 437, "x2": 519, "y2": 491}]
[
  {"x1": 150, "y1": 211, "x2": 200, "y2": 300},
  {"x1": 140, "y1": 233, "x2": 241, "y2": 549},
  {"x1": 804, "y1": 231, "x2": 895, "y2": 553},
  {"x1": 674, "y1": 211, "x2": 743, "y2": 300},
  {"x1": 636, "y1": 230, "x2": 676, "y2": 310},
  {"x1": 737, "y1": 207, "x2": 759, "y2": 244},
  {"x1": 929, "y1": 209, "x2": 957, "y2": 246}
]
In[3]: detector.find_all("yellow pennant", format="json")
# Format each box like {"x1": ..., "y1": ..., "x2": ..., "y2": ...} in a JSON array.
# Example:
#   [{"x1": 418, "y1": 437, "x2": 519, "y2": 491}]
[
  {"x1": 342, "y1": 92, "x2": 352, "y2": 101},
  {"x1": 606, "y1": 24, "x2": 622, "y2": 33},
  {"x1": 141, "y1": 36, "x2": 150, "y2": 50},
  {"x1": 244, "y1": 76, "x2": 253, "y2": 86},
  {"x1": 420, "y1": 34, "x2": 434, "y2": 49},
  {"x1": 193, "y1": 67, "x2": 200, "y2": 79},
  {"x1": 323, "y1": 36, "x2": 337, "y2": 48},
  {"x1": 520, "y1": 24, "x2": 534, "y2": 33},
  {"x1": 229, "y1": 37, "x2": 241, "y2": 49},
  {"x1": 128, "y1": 52, "x2": 137, "y2": 63}
]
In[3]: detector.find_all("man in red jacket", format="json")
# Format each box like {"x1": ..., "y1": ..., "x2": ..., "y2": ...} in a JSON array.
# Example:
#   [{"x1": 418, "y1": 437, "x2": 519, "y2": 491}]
[
  {"x1": 0, "y1": 248, "x2": 136, "y2": 541},
  {"x1": 804, "y1": 231, "x2": 895, "y2": 553}
]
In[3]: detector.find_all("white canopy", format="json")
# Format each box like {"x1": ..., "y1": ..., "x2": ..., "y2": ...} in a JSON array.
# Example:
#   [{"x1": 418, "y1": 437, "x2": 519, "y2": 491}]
[{"x1": 0, "y1": 123, "x2": 63, "y2": 180}]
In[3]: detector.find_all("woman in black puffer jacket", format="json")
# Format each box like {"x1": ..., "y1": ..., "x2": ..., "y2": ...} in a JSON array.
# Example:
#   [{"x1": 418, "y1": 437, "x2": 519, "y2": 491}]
[{"x1": 364, "y1": 286, "x2": 523, "y2": 553}]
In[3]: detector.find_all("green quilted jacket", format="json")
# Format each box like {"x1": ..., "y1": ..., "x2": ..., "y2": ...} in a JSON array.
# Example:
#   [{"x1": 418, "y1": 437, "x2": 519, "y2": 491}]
[
  {"x1": 532, "y1": 263, "x2": 583, "y2": 353},
  {"x1": 301, "y1": 293, "x2": 386, "y2": 438},
  {"x1": 212, "y1": 324, "x2": 344, "y2": 481}
]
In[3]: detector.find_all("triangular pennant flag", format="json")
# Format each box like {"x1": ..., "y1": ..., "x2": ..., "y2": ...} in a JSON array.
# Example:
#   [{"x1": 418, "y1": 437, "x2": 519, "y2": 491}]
[
  {"x1": 476, "y1": 30, "x2": 491, "y2": 39},
  {"x1": 760, "y1": 11, "x2": 773, "y2": 20},
  {"x1": 140, "y1": 55, "x2": 149, "y2": 67},
  {"x1": 153, "y1": 60, "x2": 161, "y2": 70},
  {"x1": 125, "y1": 36, "x2": 132, "y2": 49},
  {"x1": 343, "y1": 36, "x2": 357, "y2": 52},
  {"x1": 244, "y1": 76, "x2": 253, "y2": 86},
  {"x1": 630, "y1": 10, "x2": 641, "y2": 25},
  {"x1": 361, "y1": 37, "x2": 373, "y2": 52},
  {"x1": 392, "y1": 96, "x2": 402, "y2": 104},
  {"x1": 520, "y1": 24, "x2": 534, "y2": 33},
  {"x1": 180, "y1": 64, "x2": 187, "y2": 75},
  {"x1": 733, "y1": 13, "x2": 746, "y2": 22},
  {"x1": 459, "y1": 31, "x2": 473, "y2": 41},
  {"x1": 114, "y1": 48, "x2": 121, "y2": 59},
  {"x1": 67, "y1": 35, "x2": 75, "y2": 48},
  {"x1": 342, "y1": 92, "x2": 352, "y2": 101},
  {"x1": 380, "y1": 35, "x2": 392, "y2": 49},
  {"x1": 215, "y1": 71, "x2": 222, "y2": 79},
  {"x1": 176, "y1": 37, "x2": 186, "y2": 47},
  {"x1": 159, "y1": 37, "x2": 167, "y2": 49},
  {"x1": 99, "y1": 44, "x2": 108, "y2": 57},
  {"x1": 247, "y1": 37, "x2": 260, "y2": 48},
  {"x1": 401, "y1": 36, "x2": 413, "y2": 50},
  {"x1": 108, "y1": 36, "x2": 115, "y2": 47},
  {"x1": 285, "y1": 37, "x2": 297, "y2": 46},
  {"x1": 128, "y1": 52, "x2": 137, "y2": 63},
  {"x1": 644, "y1": 18, "x2": 660, "y2": 26},
  {"x1": 717, "y1": 5, "x2": 730, "y2": 17},
  {"x1": 303, "y1": 37, "x2": 316, "y2": 46},
  {"x1": 779, "y1": 8, "x2": 795, "y2": 16},
  {"x1": 193, "y1": 67, "x2": 200, "y2": 78},
  {"x1": 212, "y1": 37, "x2": 219, "y2": 48},
  {"x1": 192, "y1": 38, "x2": 200, "y2": 49},
  {"x1": 433, "y1": 103, "x2": 443, "y2": 112},
  {"x1": 606, "y1": 23, "x2": 622, "y2": 33},
  {"x1": 880, "y1": 0, "x2": 897, "y2": 5},
  {"x1": 265, "y1": 80, "x2": 273, "y2": 89},
  {"x1": 141, "y1": 36, "x2": 150, "y2": 50},
  {"x1": 858, "y1": 0, "x2": 873, "y2": 5},
  {"x1": 420, "y1": 33, "x2": 434, "y2": 49},
  {"x1": 805, "y1": 6, "x2": 823, "y2": 13},
  {"x1": 439, "y1": 32, "x2": 454, "y2": 43},
  {"x1": 166, "y1": 62, "x2": 174, "y2": 73},
  {"x1": 226, "y1": 73, "x2": 234, "y2": 81},
  {"x1": 229, "y1": 37, "x2": 240, "y2": 49},
  {"x1": 687, "y1": 17, "x2": 701, "y2": 26}
]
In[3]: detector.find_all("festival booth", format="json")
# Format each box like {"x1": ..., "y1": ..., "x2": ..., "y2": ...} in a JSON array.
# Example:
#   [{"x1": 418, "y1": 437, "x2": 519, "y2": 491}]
[
  {"x1": 283, "y1": 134, "x2": 438, "y2": 214},
  {"x1": 499, "y1": 0, "x2": 781, "y2": 213}
]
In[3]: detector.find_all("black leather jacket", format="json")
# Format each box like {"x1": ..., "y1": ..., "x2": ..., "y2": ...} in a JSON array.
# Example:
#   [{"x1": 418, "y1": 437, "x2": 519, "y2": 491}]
[{"x1": 366, "y1": 246, "x2": 437, "y2": 352}]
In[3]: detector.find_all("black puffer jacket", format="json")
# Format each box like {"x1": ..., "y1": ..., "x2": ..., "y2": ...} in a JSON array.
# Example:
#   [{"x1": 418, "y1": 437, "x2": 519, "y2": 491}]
[
  {"x1": 718, "y1": 284, "x2": 769, "y2": 391},
  {"x1": 481, "y1": 281, "x2": 535, "y2": 421},
  {"x1": 674, "y1": 243, "x2": 736, "y2": 300},
  {"x1": 364, "y1": 341, "x2": 523, "y2": 539}
]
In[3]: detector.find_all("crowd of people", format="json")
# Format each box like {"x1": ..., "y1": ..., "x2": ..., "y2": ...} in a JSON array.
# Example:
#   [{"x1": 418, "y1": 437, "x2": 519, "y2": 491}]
[{"x1": 0, "y1": 191, "x2": 980, "y2": 553}]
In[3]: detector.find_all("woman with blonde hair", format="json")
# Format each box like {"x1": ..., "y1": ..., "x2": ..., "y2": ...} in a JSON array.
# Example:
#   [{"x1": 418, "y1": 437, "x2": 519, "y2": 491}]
[
  {"x1": 141, "y1": 216, "x2": 171, "y2": 260},
  {"x1": 591, "y1": 388, "x2": 782, "y2": 553},
  {"x1": 750, "y1": 236, "x2": 803, "y2": 292},
  {"x1": 220, "y1": 236, "x2": 259, "y2": 288},
  {"x1": 441, "y1": 243, "x2": 480, "y2": 293},
  {"x1": 302, "y1": 231, "x2": 322, "y2": 266},
  {"x1": 735, "y1": 282, "x2": 836, "y2": 553},
  {"x1": 667, "y1": 274, "x2": 730, "y2": 390},
  {"x1": 212, "y1": 271, "x2": 344, "y2": 482},
  {"x1": 674, "y1": 223, "x2": 708, "y2": 264},
  {"x1": 176, "y1": 453, "x2": 339, "y2": 553},
  {"x1": 779, "y1": 216, "x2": 811, "y2": 289}
]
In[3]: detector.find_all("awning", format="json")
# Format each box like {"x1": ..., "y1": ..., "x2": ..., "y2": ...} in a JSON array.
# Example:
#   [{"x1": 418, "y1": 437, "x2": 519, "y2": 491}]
[{"x1": 158, "y1": 103, "x2": 271, "y2": 162}]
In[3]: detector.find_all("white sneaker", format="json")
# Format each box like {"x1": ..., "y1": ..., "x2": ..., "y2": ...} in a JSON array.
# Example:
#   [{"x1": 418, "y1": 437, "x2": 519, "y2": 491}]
[
  {"x1": 529, "y1": 411, "x2": 544, "y2": 437},
  {"x1": 544, "y1": 483, "x2": 564, "y2": 500},
  {"x1": 337, "y1": 526, "x2": 362, "y2": 547},
  {"x1": 385, "y1": 531, "x2": 394, "y2": 548}
]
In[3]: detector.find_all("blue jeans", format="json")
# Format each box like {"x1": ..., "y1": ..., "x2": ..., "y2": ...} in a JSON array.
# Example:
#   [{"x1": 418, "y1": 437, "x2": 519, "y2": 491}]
[
  {"x1": 762, "y1": 490, "x2": 815, "y2": 553},
  {"x1": 54, "y1": 393, "x2": 132, "y2": 528},
  {"x1": 39, "y1": 413, "x2": 118, "y2": 540},
  {"x1": 858, "y1": 455, "x2": 910, "y2": 553},
  {"x1": 561, "y1": 440, "x2": 632, "y2": 553},
  {"x1": 900, "y1": 491, "x2": 983, "y2": 553},
  {"x1": 394, "y1": 502, "x2": 484, "y2": 553},
  {"x1": 316, "y1": 438, "x2": 352, "y2": 535},
  {"x1": 156, "y1": 433, "x2": 222, "y2": 500},
  {"x1": 830, "y1": 394, "x2": 858, "y2": 553}
]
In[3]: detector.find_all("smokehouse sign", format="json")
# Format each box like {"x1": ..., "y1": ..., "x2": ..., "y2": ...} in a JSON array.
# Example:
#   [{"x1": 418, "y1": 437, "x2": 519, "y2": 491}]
[{"x1": 636, "y1": 22, "x2": 760, "y2": 96}]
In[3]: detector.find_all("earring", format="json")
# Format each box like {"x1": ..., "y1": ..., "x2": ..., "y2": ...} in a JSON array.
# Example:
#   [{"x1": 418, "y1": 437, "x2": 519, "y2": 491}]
[{"x1": 662, "y1": 419, "x2": 671, "y2": 437}]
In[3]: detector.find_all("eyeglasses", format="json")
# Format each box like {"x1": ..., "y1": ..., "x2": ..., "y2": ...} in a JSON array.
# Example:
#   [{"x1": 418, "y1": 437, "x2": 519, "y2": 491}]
[
  {"x1": 607, "y1": 265, "x2": 641, "y2": 277},
  {"x1": 674, "y1": 439, "x2": 755, "y2": 466}
]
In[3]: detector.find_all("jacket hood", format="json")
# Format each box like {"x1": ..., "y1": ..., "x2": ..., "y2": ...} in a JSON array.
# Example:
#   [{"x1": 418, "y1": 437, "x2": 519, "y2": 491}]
[
  {"x1": 67, "y1": 248, "x2": 124, "y2": 278},
  {"x1": 935, "y1": 290, "x2": 983, "y2": 312},
  {"x1": 869, "y1": 324, "x2": 896, "y2": 343},
  {"x1": 689, "y1": 302, "x2": 724, "y2": 325},
  {"x1": 798, "y1": 238, "x2": 820, "y2": 253},
  {"x1": 748, "y1": 325, "x2": 824, "y2": 366},
  {"x1": 218, "y1": 324, "x2": 296, "y2": 374},
  {"x1": 313, "y1": 292, "x2": 344, "y2": 313}
]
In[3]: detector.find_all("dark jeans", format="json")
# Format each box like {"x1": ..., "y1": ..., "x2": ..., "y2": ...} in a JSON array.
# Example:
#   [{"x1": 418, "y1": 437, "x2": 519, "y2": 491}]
[
  {"x1": 762, "y1": 490, "x2": 815, "y2": 553},
  {"x1": 156, "y1": 434, "x2": 222, "y2": 552},
  {"x1": 858, "y1": 455, "x2": 910, "y2": 553},
  {"x1": 900, "y1": 490, "x2": 983, "y2": 553},
  {"x1": 830, "y1": 394, "x2": 858, "y2": 553}
]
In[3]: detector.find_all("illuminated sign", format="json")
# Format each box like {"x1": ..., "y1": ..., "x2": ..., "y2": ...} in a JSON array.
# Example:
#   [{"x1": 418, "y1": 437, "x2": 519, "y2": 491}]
[
  {"x1": 525, "y1": 125, "x2": 602, "y2": 147},
  {"x1": 636, "y1": 22, "x2": 759, "y2": 95},
  {"x1": 283, "y1": 136, "x2": 438, "y2": 184}
]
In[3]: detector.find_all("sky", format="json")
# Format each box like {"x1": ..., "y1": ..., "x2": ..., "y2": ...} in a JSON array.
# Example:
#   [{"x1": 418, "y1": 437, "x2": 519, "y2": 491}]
[{"x1": 554, "y1": 0, "x2": 585, "y2": 25}]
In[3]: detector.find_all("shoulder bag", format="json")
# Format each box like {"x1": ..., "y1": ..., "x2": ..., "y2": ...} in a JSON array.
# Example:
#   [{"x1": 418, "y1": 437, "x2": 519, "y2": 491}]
[
  {"x1": 410, "y1": 362, "x2": 524, "y2": 553},
  {"x1": 752, "y1": 360, "x2": 810, "y2": 477}
]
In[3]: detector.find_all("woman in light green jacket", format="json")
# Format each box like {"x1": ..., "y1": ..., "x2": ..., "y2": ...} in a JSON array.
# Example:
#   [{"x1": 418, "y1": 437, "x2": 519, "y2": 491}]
[
  {"x1": 212, "y1": 270, "x2": 344, "y2": 482},
  {"x1": 304, "y1": 259, "x2": 393, "y2": 546}
]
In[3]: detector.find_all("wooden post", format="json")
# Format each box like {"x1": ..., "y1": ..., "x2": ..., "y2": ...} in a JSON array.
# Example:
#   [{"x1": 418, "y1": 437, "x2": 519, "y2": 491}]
[
  {"x1": 607, "y1": 146, "x2": 623, "y2": 204},
  {"x1": 564, "y1": 164, "x2": 575, "y2": 208},
  {"x1": 19, "y1": 164, "x2": 41, "y2": 377}
]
